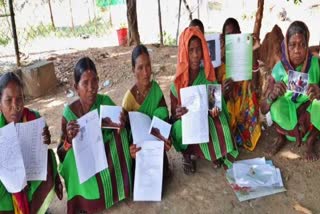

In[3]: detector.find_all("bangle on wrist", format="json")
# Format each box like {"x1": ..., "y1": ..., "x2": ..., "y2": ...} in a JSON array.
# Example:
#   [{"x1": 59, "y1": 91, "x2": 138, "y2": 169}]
[
  {"x1": 253, "y1": 68, "x2": 260, "y2": 73},
  {"x1": 253, "y1": 62, "x2": 259, "y2": 72},
  {"x1": 266, "y1": 95, "x2": 273, "y2": 105}
]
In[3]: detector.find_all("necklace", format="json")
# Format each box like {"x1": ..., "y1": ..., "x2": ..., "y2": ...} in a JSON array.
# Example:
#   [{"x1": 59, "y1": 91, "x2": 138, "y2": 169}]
[
  {"x1": 136, "y1": 84, "x2": 150, "y2": 98},
  {"x1": 136, "y1": 88, "x2": 148, "y2": 97},
  {"x1": 79, "y1": 101, "x2": 91, "y2": 116}
]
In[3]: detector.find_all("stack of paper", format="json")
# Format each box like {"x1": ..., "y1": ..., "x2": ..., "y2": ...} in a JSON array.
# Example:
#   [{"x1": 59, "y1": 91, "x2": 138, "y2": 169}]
[
  {"x1": 129, "y1": 112, "x2": 168, "y2": 201},
  {"x1": 226, "y1": 157, "x2": 286, "y2": 202},
  {"x1": 0, "y1": 118, "x2": 48, "y2": 193},
  {"x1": 180, "y1": 85, "x2": 209, "y2": 145}
]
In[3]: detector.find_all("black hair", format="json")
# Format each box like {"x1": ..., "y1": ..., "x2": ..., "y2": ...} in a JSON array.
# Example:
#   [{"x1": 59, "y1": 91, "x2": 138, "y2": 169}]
[
  {"x1": 0, "y1": 72, "x2": 23, "y2": 99},
  {"x1": 189, "y1": 19, "x2": 204, "y2": 34},
  {"x1": 222, "y1": 17, "x2": 241, "y2": 35},
  {"x1": 74, "y1": 57, "x2": 97, "y2": 84},
  {"x1": 287, "y1": 21, "x2": 308, "y2": 45},
  {"x1": 189, "y1": 35, "x2": 201, "y2": 46},
  {"x1": 131, "y1": 44, "x2": 149, "y2": 68}
]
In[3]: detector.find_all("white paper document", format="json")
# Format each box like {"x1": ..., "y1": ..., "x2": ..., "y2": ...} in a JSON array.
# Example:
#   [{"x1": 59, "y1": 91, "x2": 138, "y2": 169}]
[
  {"x1": 180, "y1": 85, "x2": 209, "y2": 145},
  {"x1": 232, "y1": 163, "x2": 282, "y2": 188},
  {"x1": 149, "y1": 116, "x2": 171, "y2": 141},
  {"x1": 73, "y1": 110, "x2": 108, "y2": 184},
  {"x1": 205, "y1": 33, "x2": 221, "y2": 68},
  {"x1": 128, "y1": 112, "x2": 157, "y2": 144},
  {"x1": 226, "y1": 33, "x2": 253, "y2": 81},
  {"x1": 226, "y1": 157, "x2": 285, "y2": 202},
  {"x1": 0, "y1": 123, "x2": 27, "y2": 193},
  {"x1": 100, "y1": 105, "x2": 122, "y2": 129},
  {"x1": 134, "y1": 140, "x2": 164, "y2": 201},
  {"x1": 16, "y1": 117, "x2": 48, "y2": 181}
]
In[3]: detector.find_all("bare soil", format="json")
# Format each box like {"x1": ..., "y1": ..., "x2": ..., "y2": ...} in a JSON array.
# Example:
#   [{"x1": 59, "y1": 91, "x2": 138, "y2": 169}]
[{"x1": 25, "y1": 45, "x2": 320, "y2": 214}]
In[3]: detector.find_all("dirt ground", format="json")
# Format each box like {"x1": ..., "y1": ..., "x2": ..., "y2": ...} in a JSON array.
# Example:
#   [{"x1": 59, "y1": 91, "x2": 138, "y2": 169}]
[{"x1": 24, "y1": 45, "x2": 320, "y2": 213}]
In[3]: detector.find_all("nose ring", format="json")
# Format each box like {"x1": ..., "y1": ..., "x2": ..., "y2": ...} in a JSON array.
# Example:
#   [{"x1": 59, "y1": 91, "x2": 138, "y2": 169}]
[{"x1": 13, "y1": 106, "x2": 22, "y2": 112}]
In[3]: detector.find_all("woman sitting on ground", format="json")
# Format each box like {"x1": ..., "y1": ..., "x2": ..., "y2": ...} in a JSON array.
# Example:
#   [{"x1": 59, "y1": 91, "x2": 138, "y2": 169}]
[
  {"x1": 57, "y1": 57, "x2": 132, "y2": 213},
  {"x1": 122, "y1": 44, "x2": 172, "y2": 182},
  {"x1": 0, "y1": 72, "x2": 62, "y2": 213},
  {"x1": 170, "y1": 27, "x2": 238, "y2": 174},
  {"x1": 260, "y1": 21, "x2": 320, "y2": 161},
  {"x1": 216, "y1": 17, "x2": 261, "y2": 150}
]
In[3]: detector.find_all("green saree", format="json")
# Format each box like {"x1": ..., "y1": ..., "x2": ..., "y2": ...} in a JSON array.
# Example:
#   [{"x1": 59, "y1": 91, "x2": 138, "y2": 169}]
[
  {"x1": 59, "y1": 94, "x2": 132, "y2": 214},
  {"x1": 270, "y1": 56, "x2": 320, "y2": 141},
  {"x1": 0, "y1": 108, "x2": 59, "y2": 214},
  {"x1": 171, "y1": 69, "x2": 238, "y2": 168}
]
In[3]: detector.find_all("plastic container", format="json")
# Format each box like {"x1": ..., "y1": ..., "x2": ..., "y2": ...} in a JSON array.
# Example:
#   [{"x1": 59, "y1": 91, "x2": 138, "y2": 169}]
[{"x1": 116, "y1": 28, "x2": 128, "y2": 46}]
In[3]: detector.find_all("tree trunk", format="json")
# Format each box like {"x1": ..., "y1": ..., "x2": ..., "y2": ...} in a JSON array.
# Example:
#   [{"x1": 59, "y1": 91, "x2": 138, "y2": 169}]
[
  {"x1": 253, "y1": 0, "x2": 264, "y2": 39},
  {"x1": 8, "y1": 0, "x2": 20, "y2": 66},
  {"x1": 68, "y1": 0, "x2": 74, "y2": 29},
  {"x1": 48, "y1": 0, "x2": 55, "y2": 30},
  {"x1": 126, "y1": 0, "x2": 140, "y2": 46},
  {"x1": 157, "y1": 0, "x2": 163, "y2": 45},
  {"x1": 176, "y1": 0, "x2": 182, "y2": 45}
]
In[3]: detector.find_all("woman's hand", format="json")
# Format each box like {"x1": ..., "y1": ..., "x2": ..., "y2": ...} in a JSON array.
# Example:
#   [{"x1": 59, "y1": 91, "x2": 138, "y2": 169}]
[
  {"x1": 150, "y1": 127, "x2": 172, "y2": 151},
  {"x1": 119, "y1": 109, "x2": 128, "y2": 129},
  {"x1": 101, "y1": 117, "x2": 119, "y2": 128},
  {"x1": 42, "y1": 126, "x2": 51, "y2": 145},
  {"x1": 151, "y1": 127, "x2": 163, "y2": 140},
  {"x1": 116, "y1": 109, "x2": 128, "y2": 134},
  {"x1": 164, "y1": 138, "x2": 172, "y2": 151},
  {"x1": 307, "y1": 84, "x2": 320, "y2": 101},
  {"x1": 268, "y1": 81, "x2": 287, "y2": 101},
  {"x1": 66, "y1": 120, "x2": 80, "y2": 141},
  {"x1": 130, "y1": 144, "x2": 141, "y2": 159},
  {"x1": 102, "y1": 109, "x2": 127, "y2": 134},
  {"x1": 175, "y1": 106, "x2": 188, "y2": 119},
  {"x1": 223, "y1": 78, "x2": 233, "y2": 97},
  {"x1": 209, "y1": 107, "x2": 220, "y2": 118},
  {"x1": 55, "y1": 180, "x2": 63, "y2": 200}
]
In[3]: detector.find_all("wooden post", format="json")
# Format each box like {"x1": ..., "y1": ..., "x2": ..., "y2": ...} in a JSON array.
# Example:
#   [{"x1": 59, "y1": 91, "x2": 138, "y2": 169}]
[
  {"x1": 176, "y1": 0, "x2": 182, "y2": 45},
  {"x1": 69, "y1": 0, "x2": 74, "y2": 30},
  {"x1": 48, "y1": 0, "x2": 56, "y2": 30},
  {"x1": 8, "y1": 0, "x2": 20, "y2": 66},
  {"x1": 197, "y1": 0, "x2": 200, "y2": 18},
  {"x1": 253, "y1": 0, "x2": 264, "y2": 39},
  {"x1": 157, "y1": 0, "x2": 163, "y2": 45}
]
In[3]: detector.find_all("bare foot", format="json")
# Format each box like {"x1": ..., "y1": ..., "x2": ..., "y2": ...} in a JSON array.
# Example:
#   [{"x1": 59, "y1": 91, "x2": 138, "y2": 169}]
[
  {"x1": 212, "y1": 159, "x2": 222, "y2": 169},
  {"x1": 182, "y1": 155, "x2": 196, "y2": 175},
  {"x1": 305, "y1": 149, "x2": 318, "y2": 161},
  {"x1": 266, "y1": 135, "x2": 286, "y2": 156},
  {"x1": 306, "y1": 139, "x2": 318, "y2": 161}
]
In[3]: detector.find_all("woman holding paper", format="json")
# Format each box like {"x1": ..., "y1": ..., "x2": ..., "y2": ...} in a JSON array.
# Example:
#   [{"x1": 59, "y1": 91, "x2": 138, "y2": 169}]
[
  {"x1": 215, "y1": 17, "x2": 261, "y2": 151},
  {"x1": 57, "y1": 57, "x2": 132, "y2": 213},
  {"x1": 261, "y1": 21, "x2": 320, "y2": 160},
  {"x1": 122, "y1": 44, "x2": 172, "y2": 179},
  {"x1": 170, "y1": 27, "x2": 238, "y2": 174},
  {"x1": 0, "y1": 72, "x2": 62, "y2": 213}
]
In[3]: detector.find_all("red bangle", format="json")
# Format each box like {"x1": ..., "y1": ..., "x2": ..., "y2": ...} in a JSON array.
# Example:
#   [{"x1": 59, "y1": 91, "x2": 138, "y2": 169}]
[{"x1": 63, "y1": 139, "x2": 72, "y2": 151}]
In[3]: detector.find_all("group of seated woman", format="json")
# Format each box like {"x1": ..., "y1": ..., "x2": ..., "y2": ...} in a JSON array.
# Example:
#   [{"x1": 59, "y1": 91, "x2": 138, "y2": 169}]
[{"x1": 0, "y1": 18, "x2": 319, "y2": 214}]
